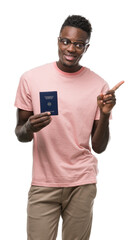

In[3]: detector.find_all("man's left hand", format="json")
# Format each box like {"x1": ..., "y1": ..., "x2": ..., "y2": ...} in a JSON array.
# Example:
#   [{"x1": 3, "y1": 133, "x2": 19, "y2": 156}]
[{"x1": 97, "y1": 81, "x2": 124, "y2": 115}]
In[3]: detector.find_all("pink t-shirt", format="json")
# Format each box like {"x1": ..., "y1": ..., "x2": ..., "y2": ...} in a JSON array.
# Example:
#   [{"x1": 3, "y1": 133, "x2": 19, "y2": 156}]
[{"x1": 15, "y1": 62, "x2": 110, "y2": 187}]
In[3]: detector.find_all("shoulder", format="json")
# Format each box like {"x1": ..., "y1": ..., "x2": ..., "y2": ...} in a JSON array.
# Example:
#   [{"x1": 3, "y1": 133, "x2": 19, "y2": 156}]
[
  {"x1": 20, "y1": 62, "x2": 54, "y2": 81},
  {"x1": 83, "y1": 66, "x2": 109, "y2": 87}
]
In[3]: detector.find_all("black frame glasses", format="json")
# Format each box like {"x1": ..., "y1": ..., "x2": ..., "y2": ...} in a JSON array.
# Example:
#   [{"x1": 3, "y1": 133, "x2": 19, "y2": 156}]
[{"x1": 58, "y1": 37, "x2": 89, "y2": 50}]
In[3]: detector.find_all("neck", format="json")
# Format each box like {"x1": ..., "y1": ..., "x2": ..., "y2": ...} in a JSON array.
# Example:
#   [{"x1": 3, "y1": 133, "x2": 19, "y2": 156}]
[{"x1": 56, "y1": 61, "x2": 82, "y2": 73}]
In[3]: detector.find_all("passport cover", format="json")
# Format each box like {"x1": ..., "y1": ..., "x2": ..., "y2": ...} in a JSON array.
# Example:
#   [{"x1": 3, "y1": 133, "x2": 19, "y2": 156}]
[{"x1": 40, "y1": 91, "x2": 58, "y2": 115}]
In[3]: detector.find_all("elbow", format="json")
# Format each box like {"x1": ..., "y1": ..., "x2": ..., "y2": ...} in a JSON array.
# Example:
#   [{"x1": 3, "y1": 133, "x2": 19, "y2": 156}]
[
  {"x1": 92, "y1": 142, "x2": 108, "y2": 154},
  {"x1": 15, "y1": 128, "x2": 22, "y2": 142},
  {"x1": 17, "y1": 135, "x2": 33, "y2": 143},
  {"x1": 15, "y1": 128, "x2": 33, "y2": 143},
  {"x1": 15, "y1": 128, "x2": 20, "y2": 142},
  {"x1": 92, "y1": 146, "x2": 106, "y2": 154},
  {"x1": 16, "y1": 135, "x2": 33, "y2": 143}
]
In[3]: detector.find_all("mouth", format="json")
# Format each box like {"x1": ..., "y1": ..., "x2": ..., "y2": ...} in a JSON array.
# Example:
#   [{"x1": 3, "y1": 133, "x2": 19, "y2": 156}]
[{"x1": 64, "y1": 54, "x2": 77, "y2": 62}]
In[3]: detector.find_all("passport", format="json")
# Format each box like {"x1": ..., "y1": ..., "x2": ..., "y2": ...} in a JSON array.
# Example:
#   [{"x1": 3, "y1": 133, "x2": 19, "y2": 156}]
[{"x1": 40, "y1": 91, "x2": 58, "y2": 115}]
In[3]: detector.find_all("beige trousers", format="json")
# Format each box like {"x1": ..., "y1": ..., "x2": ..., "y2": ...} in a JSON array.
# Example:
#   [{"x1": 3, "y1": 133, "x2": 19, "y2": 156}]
[{"x1": 27, "y1": 184, "x2": 97, "y2": 240}]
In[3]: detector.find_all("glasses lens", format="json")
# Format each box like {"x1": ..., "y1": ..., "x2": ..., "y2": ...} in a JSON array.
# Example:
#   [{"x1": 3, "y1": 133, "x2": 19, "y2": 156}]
[
  {"x1": 59, "y1": 38, "x2": 70, "y2": 45},
  {"x1": 75, "y1": 42, "x2": 85, "y2": 49}
]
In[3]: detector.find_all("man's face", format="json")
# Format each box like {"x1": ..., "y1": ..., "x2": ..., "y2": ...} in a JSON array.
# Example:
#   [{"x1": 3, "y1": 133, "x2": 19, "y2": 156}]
[{"x1": 57, "y1": 26, "x2": 89, "y2": 71}]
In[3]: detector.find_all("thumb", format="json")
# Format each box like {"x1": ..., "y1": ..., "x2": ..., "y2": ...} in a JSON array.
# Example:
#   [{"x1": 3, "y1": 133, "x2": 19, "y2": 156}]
[{"x1": 97, "y1": 93, "x2": 104, "y2": 101}]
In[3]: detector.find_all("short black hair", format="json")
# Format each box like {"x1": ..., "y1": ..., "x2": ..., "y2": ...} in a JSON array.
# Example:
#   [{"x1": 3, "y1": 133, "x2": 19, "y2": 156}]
[{"x1": 60, "y1": 15, "x2": 92, "y2": 40}]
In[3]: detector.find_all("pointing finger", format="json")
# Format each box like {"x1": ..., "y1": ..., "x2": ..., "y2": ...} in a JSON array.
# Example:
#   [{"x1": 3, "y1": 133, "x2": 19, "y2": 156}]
[{"x1": 111, "y1": 81, "x2": 125, "y2": 91}]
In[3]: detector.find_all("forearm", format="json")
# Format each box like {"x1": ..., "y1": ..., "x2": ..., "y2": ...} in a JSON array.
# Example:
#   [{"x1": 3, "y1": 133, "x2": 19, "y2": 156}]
[
  {"x1": 92, "y1": 112, "x2": 110, "y2": 153},
  {"x1": 15, "y1": 122, "x2": 33, "y2": 142}
]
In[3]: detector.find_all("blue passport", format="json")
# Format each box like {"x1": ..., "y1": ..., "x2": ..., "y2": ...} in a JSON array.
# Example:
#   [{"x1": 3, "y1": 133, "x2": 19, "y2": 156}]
[{"x1": 40, "y1": 91, "x2": 58, "y2": 115}]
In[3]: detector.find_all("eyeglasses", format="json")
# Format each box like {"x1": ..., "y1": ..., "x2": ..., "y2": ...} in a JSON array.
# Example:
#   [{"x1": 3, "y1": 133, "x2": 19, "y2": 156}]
[{"x1": 58, "y1": 37, "x2": 89, "y2": 50}]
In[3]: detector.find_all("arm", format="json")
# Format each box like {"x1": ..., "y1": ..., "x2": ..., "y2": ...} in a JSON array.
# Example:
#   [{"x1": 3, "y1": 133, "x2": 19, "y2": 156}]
[
  {"x1": 91, "y1": 81, "x2": 124, "y2": 154},
  {"x1": 91, "y1": 113, "x2": 110, "y2": 154},
  {"x1": 15, "y1": 109, "x2": 34, "y2": 142},
  {"x1": 15, "y1": 109, "x2": 52, "y2": 142}
]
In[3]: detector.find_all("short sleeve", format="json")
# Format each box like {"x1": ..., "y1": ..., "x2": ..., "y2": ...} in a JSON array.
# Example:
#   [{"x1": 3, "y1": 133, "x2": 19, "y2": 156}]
[
  {"x1": 14, "y1": 74, "x2": 33, "y2": 111},
  {"x1": 95, "y1": 82, "x2": 112, "y2": 120}
]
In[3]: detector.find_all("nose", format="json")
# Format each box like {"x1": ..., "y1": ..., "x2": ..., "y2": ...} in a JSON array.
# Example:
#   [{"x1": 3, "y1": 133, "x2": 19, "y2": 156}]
[{"x1": 67, "y1": 43, "x2": 76, "y2": 52}]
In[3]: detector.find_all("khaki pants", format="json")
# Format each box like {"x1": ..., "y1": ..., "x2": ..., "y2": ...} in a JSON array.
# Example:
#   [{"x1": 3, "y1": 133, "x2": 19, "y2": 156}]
[{"x1": 27, "y1": 184, "x2": 97, "y2": 240}]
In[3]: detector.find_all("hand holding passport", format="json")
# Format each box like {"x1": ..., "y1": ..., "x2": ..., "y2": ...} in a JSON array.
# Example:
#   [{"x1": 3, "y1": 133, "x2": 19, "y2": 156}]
[
  {"x1": 26, "y1": 112, "x2": 52, "y2": 133},
  {"x1": 25, "y1": 91, "x2": 59, "y2": 133}
]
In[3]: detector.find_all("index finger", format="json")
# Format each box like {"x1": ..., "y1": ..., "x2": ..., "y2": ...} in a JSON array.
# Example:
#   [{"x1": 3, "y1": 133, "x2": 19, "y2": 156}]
[
  {"x1": 33, "y1": 112, "x2": 51, "y2": 119},
  {"x1": 111, "y1": 81, "x2": 125, "y2": 91}
]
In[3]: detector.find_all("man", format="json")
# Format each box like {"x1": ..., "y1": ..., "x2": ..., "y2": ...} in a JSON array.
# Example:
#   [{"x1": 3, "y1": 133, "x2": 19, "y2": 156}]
[{"x1": 15, "y1": 15, "x2": 124, "y2": 240}]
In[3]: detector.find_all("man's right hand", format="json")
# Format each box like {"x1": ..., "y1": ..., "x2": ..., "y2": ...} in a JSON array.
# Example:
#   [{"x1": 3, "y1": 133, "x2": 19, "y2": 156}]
[
  {"x1": 15, "y1": 109, "x2": 52, "y2": 142},
  {"x1": 25, "y1": 112, "x2": 52, "y2": 133}
]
